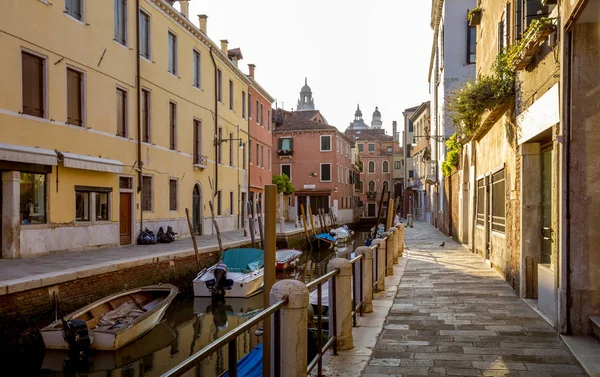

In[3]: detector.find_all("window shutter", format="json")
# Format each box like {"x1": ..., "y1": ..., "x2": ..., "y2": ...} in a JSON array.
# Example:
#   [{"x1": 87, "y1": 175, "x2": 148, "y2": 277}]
[
  {"x1": 142, "y1": 177, "x2": 152, "y2": 211},
  {"x1": 278, "y1": 138, "x2": 283, "y2": 150},
  {"x1": 22, "y1": 53, "x2": 45, "y2": 118},
  {"x1": 289, "y1": 138, "x2": 293, "y2": 151},
  {"x1": 73, "y1": 0, "x2": 82, "y2": 19},
  {"x1": 505, "y1": 3, "x2": 511, "y2": 46},
  {"x1": 65, "y1": 0, "x2": 71, "y2": 14},
  {"x1": 169, "y1": 180, "x2": 177, "y2": 210}
]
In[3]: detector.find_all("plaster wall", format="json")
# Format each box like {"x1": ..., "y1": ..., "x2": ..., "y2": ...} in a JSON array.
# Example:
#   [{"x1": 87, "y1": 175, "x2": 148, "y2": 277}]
[{"x1": 248, "y1": 84, "x2": 273, "y2": 193}]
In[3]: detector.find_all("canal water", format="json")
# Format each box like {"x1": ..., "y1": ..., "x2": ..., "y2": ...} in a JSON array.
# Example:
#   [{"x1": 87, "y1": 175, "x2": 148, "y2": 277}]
[{"x1": 10, "y1": 229, "x2": 372, "y2": 377}]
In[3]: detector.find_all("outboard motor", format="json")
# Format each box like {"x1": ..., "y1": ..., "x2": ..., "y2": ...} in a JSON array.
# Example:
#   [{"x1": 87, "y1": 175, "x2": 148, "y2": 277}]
[
  {"x1": 61, "y1": 317, "x2": 91, "y2": 353},
  {"x1": 205, "y1": 263, "x2": 234, "y2": 296}
]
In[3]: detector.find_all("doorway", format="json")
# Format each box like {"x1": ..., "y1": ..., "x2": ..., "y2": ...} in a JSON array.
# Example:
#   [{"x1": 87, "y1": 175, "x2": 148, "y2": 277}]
[
  {"x1": 119, "y1": 192, "x2": 132, "y2": 245},
  {"x1": 193, "y1": 184, "x2": 202, "y2": 235},
  {"x1": 541, "y1": 146, "x2": 554, "y2": 266},
  {"x1": 367, "y1": 203, "x2": 376, "y2": 217}
]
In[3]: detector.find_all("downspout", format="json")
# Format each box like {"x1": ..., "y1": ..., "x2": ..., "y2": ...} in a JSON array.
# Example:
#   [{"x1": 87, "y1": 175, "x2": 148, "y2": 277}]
[
  {"x1": 564, "y1": 29, "x2": 572, "y2": 334},
  {"x1": 136, "y1": 0, "x2": 143, "y2": 234},
  {"x1": 210, "y1": 47, "x2": 218, "y2": 200}
]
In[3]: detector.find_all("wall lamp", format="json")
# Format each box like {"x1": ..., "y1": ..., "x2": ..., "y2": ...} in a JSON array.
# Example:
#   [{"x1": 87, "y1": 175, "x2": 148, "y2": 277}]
[{"x1": 214, "y1": 136, "x2": 245, "y2": 148}]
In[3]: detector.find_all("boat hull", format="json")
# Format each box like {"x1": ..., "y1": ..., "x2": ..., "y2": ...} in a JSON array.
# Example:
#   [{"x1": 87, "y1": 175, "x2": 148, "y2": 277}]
[
  {"x1": 40, "y1": 284, "x2": 177, "y2": 351},
  {"x1": 193, "y1": 266, "x2": 264, "y2": 298}
]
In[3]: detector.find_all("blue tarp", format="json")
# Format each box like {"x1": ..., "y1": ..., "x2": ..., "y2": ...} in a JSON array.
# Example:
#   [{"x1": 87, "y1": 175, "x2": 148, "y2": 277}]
[
  {"x1": 315, "y1": 233, "x2": 336, "y2": 243},
  {"x1": 223, "y1": 344, "x2": 262, "y2": 377},
  {"x1": 221, "y1": 248, "x2": 264, "y2": 273}
]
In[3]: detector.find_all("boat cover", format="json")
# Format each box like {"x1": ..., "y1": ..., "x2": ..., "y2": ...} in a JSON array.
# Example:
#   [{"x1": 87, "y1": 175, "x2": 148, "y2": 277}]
[
  {"x1": 276, "y1": 249, "x2": 302, "y2": 263},
  {"x1": 223, "y1": 344, "x2": 262, "y2": 377},
  {"x1": 221, "y1": 248, "x2": 264, "y2": 273},
  {"x1": 315, "y1": 233, "x2": 336, "y2": 243}
]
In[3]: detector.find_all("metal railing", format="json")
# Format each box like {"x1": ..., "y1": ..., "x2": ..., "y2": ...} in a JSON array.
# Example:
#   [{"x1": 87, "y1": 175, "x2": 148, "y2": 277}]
[
  {"x1": 160, "y1": 298, "x2": 288, "y2": 377},
  {"x1": 306, "y1": 269, "x2": 338, "y2": 376}
]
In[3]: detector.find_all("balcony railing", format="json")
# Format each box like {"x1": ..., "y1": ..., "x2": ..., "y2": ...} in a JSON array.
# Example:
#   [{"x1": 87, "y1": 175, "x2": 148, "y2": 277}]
[
  {"x1": 366, "y1": 191, "x2": 376, "y2": 199},
  {"x1": 509, "y1": 18, "x2": 556, "y2": 71},
  {"x1": 193, "y1": 155, "x2": 208, "y2": 169},
  {"x1": 277, "y1": 149, "x2": 293, "y2": 157}
]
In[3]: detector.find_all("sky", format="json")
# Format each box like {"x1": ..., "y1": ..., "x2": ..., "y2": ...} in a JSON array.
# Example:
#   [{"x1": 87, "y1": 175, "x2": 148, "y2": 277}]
[{"x1": 186, "y1": 0, "x2": 433, "y2": 137}]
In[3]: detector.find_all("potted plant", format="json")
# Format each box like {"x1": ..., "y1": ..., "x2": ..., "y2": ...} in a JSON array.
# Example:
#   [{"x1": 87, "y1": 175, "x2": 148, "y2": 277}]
[{"x1": 468, "y1": 7, "x2": 482, "y2": 26}]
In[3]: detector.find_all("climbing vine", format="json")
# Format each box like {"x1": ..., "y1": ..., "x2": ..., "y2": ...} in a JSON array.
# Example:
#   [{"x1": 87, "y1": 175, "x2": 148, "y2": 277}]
[{"x1": 442, "y1": 134, "x2": 462, "y2": 177}]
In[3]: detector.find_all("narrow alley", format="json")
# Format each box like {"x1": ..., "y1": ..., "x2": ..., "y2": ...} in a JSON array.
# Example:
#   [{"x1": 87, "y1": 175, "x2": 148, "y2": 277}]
[{"x1": 364, "y1": 222, "x2": 586, "y2": 377}]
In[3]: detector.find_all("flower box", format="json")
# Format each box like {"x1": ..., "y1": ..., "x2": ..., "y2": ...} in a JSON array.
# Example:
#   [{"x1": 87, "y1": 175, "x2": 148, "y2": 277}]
[{"x1": 468, "y1": 8, "x2": 482, "y2": 26}]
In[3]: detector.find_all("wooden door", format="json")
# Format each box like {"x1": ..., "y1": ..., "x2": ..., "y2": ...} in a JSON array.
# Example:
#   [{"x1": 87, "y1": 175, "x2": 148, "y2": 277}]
[{"x1": 119, "y1": 192, "x2": 132, "y2": 245}]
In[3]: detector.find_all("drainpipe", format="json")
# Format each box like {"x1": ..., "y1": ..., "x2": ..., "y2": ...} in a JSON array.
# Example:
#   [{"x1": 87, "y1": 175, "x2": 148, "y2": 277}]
[
  {"x1": 136, "y1": 0, "x2": 143, "y2": 234},
  {"x1": 564, "y1": 30, "x2": 572, "y2": 335},
  {"x1": 210, "y1": 47, "x2": 218, "y2": 199}
]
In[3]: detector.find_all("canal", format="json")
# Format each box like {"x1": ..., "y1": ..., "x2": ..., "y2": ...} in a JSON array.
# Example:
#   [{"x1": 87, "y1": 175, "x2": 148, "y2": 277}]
[{"x1": 7, "y1": 229, "x2": 372, "y2": 377}]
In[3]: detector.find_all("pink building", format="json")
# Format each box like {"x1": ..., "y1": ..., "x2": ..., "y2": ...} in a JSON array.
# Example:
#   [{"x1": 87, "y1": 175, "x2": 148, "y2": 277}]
[{"x1": 272, "y1": 83, "x2": 357, "y2": 224}]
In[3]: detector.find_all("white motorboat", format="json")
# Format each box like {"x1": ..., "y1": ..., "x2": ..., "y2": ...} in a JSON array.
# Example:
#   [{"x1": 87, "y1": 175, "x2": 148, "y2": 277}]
[
  {"x1": 40, "y1": 284, "x2": 178, "y2": 351},
  {"x1": 193, "y1": 248, "x2": 264, "y2": 298}
]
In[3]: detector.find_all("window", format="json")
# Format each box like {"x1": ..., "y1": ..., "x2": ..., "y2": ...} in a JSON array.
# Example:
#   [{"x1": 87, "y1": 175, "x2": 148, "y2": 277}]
[
  {"x1": 141, "y1": 89, "x2": 150, "y2": 142},
  {"x1": 278, "y1": 137, "x2": 292, "y2": 151},
  {"x1": 119, "y1": 176, "x2": 133, "y2": 189},
  {"x1": 261, "y1": 145, "x2": 264, "y2": 168},
  {"x1": 394, "y1": 161, "x2": 401, "y2": 170},
  {"x1": 260, "y1": 103, "x2": 264, "y2": 126},
  {"x1": 249, "y1": 140, "x2": 252, "y2": 164},
  {"x1": 66, "y1": 68, "x2": 83, "y2": 126},
  {"x1": 387, "y1": 147, "x2": 393, "y2": 153},
  {"x1": 368, "y1": 143, "x2": 375, "y2": 152},
  {"x1": 320, "y1": 135, "x2": 332, "y2": 151},
  {"x1": 383, "y1": 161, "x2": 389, "y2": 173},
  {"x1": 368, "y1": 161, "x2": 375, "y2": 173},
  {"x1": 492, "y1": 170, "x2": 506, "y2": 232},
  {"x1": 193, "y1": 50, "x2": 201, "y2": 88},
  {"x1": 408, "y1": 120, "x2": 414, "y2": 132},
  {"x1": 268, "y1": 149, "x2": 271, "y2": 170},
  {"x1": 75, "y1": 191, "x2": 90, "y2": 221},
  {"x1": 256, "y1": 100, "x2": 260, "y2": 123},
  {"x1": 218, "y1": 127, "x2": 222, "y2": 164},
  {"x1": 139, "y1": 10, "x2": 150, "y2": 59},
  {"x1": 168, "y1": 31, "x2": 177, "y2": 75},
  {"x1": 169, "y1": 101, "x2": 176, "y2": 150},
  {"x1": 476, "y1": 178, "x2": 485, "y2": 226},
  {"x1": 217, "y1": 69, "x2": 222, "y2": 102},
  {"x1": 242, "y1": 91, "x2": 246, "y2": 118},
  {"x1": 142, "y1": 176, "x2": 153, "y2": 211},
  {"x1": 368, "y1": 180, "x2": 375, "y2": 192},
  {"x1": 268, "y1": 110, "x2": 271, "y2": 131},
  {"x1": 248, "y1": 93, "x2": 252, "y2": 118},
  {"x1": 229, "y1": 80, "x2": 234, "y2": 110},
  {"x1": 217, "y1": 191, "x2": 222, "y2": 215},
  {"x1": 358, "y1": 143, "x2": 363, "y2": 152},
  {"x1": 409, "y1": 170, "x2": 414, "y2": 178},
  {"x1": 21, "y1": 51, "x2": 46, "y2": 118},
  {"x1": 230, "y1": 191, "x2": 234, "y2": 215},
  {"x1": 65, "y1": 0, "x2": 83, "y2": 21},
  {"x1": 193, "y1": 119, "x2": 202, "y2": 164},
  {"x1": 114, "y1": 0, "x2": 127, "y2": 46},
  {"x1": 242, "y1": 142, "x2": 246, "y2": 169},
  {"x1": 281, "y1": 164, "x2": 291, "y2": 180},
  {"x1": 256, "y1": 144, "x2": 260, "y2": 167},
  {"x1": 358, "y1": 180, "x2": 364, "y2": 193},
  {"x1": 116, "y1": 88, "x2": 127, "y2": 137},
  {"x1": 95, "y1": 192, "x2": 108, "y2": 221},
  {"x1": 320, "y1": 163, "x2": 331, "y2": 182},
  {"x1": 498, "y1": 20, "x2": 505, "y2": 54},
  {"x1": 169, "y1": 179, "x2": 177, "y2": 211},
  {"x1": 467, "y1": 23, "x2": 477, "y2": 64},
  {"x1": 229, "y1": 133, "x2": 234, "y2": 167}
]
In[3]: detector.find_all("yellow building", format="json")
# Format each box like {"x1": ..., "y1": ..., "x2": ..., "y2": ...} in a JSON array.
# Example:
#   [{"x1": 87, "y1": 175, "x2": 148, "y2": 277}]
[{"x1": 0, "y1": 0, "x2": 250, "y2": 258}]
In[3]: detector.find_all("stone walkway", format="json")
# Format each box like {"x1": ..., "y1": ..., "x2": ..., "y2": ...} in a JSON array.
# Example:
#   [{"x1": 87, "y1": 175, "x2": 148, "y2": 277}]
[{"x1": 363, "y1": 222, "x2": 586, "y2": 377}]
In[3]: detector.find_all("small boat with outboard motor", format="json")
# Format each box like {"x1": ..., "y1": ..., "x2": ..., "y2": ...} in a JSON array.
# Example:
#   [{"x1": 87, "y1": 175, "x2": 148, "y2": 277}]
[
  {"x1": 40, "y1": 284, "x2": 178, "y2": 351},
  {"x1": 193, "y1": 248, "x2": 264, "y2": 298}
]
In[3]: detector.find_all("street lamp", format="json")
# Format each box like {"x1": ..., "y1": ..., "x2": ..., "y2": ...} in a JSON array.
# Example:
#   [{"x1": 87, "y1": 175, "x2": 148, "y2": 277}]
[{"x1": 214, "y1": 136, "x2": 245, "y2": 148}]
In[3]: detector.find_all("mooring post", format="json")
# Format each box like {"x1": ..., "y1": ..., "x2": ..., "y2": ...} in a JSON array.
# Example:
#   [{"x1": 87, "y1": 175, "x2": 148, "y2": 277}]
[
  {"x1": 371, "y1": 239, "x2": 386, "y2": 292},
  {"x1": 396, "y1": 222, "x2": 404, "y2": 258},
  {"x1": 386, "y1": 228, "x2": 397, "y2": 273},
  {"x1": 327, "y1": 258, "x2": 354, "y2": 350},
  {"x1": 355, "y1": 247, "x2": 374, "y2": 313},
  {"x1": 271, "y1": 280, "x2": 309, "y2": 377},
  {"x1": 263, "y1": 185, "x2": 277, "y2": 377}
]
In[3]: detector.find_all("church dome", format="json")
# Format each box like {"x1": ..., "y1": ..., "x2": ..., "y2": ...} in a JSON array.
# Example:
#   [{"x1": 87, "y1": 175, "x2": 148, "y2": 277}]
[
  {"x1": 301, "y1": 77, "x2": 311, "y2": 93},
  {"x1": 355, "y1": 104, "x2": 363, "y2": 117},
  {"x1": 373, "y1": 106, "x2": 381, "y2": 117}
]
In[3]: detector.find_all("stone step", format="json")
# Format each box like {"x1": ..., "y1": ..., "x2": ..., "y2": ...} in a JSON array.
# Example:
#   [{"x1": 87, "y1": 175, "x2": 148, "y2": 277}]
[{"x1": 591, "y1": 316, "x2": 600, "y2": 340}]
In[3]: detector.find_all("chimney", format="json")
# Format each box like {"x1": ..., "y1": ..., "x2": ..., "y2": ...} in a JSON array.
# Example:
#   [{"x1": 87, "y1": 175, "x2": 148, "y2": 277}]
[
  {"x1": 393, "y1": 120, "x2": 398, "y2": 142},
  {"x1": 248, "y1": 64, "x2": 256, "y2": 79},
  {"x1": 220, "y1": 40, "x2": 228, "y2": 54},
  {"x1": 179, "y1": 0, "x2": 190, "y2": 18},
  {"x1": 198, "y1": 14, "x2": 207, "y2": 34}
]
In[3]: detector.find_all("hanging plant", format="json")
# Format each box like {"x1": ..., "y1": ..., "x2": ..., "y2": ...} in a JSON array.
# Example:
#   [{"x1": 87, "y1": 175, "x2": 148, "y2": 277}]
[
  {"x1": 442, "y1": 134, "x2": 462, "y2": 177},
  {"x1": 467, "y1": 7, "x2": 482, "y2": 26}
]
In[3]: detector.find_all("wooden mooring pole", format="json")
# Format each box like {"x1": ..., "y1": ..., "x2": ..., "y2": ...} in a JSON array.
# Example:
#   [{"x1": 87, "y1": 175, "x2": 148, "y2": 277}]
[{"x1": 263, "y1": 185, "x2": 277, "y2": 377}]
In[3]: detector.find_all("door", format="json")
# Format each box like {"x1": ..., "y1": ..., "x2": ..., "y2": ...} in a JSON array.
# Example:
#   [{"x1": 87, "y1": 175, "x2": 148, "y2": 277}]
[
  {"x1": 119, "y1": 192, "x2": 132, "y2": 245},
  {"x1": 367, "y1": 203, "x2": 376, "y2": 217},
  {"x1": 541, "y1": 146, "x2": 553, "y2": 266},
  {"x1": 193, "y1": 185, "x2": 202, "y2": 235}
]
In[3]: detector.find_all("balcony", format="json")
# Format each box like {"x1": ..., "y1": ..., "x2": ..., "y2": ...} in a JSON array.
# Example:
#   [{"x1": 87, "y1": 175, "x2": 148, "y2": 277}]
[
  {"x1": 366, "y1": 191, "x2": 376, "y2": 199},
  {"x1": 193, "y1": 155, "x2": 208, "y2": 169},
  {"x1": 277, "y1": 149, "x2": 293, "y2": 157},
  {"x1": 509, "y1": 18, "x2": 556, "y2": 71}
]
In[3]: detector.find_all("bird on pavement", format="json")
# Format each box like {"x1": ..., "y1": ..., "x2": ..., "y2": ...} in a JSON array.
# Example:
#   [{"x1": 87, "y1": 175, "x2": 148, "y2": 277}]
[{"x1": 439, "y1": 242, "x2": 445, "y2": 247}]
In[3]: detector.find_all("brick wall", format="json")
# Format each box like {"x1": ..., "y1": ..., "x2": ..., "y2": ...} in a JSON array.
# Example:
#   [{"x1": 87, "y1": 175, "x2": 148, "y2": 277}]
[{"x1": 0, "y1": 252, "x2": 217, "y2": 357}]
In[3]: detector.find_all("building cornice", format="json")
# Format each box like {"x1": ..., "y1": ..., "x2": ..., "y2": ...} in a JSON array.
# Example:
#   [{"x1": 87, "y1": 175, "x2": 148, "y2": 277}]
[
  {"x1": 248, "y1": 77, "x2": 275, "y2": 103},
  {"x1": 428, "y1": 0, "x2": 444, "y2": 84},
  {"x1": 148, "y1": 0, "x2": 251, "y2": 86}
]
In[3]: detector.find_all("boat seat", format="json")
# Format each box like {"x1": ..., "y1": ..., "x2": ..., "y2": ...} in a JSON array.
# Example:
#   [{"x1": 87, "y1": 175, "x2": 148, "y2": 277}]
[{"x1": 142, "y1": 298, "x2": 162, "y2": 312}]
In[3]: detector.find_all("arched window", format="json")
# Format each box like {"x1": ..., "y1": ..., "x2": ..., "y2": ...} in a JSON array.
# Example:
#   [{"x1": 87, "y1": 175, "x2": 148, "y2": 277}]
[
  {"x1": 382, "y1": 160, "x2": 389, "y2": 173},
  {"x1": 382, "y1": 180, "x2": 389, "y2": 191},
  {"x1": 368, "y1": 161, "x2": 375, "y2": 173},
  {"x1": 359, "y1": 180, "x2": 364, "y2": 193},
  {"x1": 368, "y1": 180, "x2": 375, "y2": 192}
]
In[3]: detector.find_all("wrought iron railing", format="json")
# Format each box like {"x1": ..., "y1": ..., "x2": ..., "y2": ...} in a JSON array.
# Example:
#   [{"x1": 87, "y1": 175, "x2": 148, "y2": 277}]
[{"x1": 194, "y1": 154, "x2": 208, "y2": 167}]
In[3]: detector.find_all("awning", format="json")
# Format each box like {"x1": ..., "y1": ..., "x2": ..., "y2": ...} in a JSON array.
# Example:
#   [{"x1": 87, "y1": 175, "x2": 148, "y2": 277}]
[
  {"x1": 517, "y1": 83, "x2": 559, "y2": 145},
  {"x1": 0, "y1": 142, "x2": 58, "y2": 166},
  {"x1": 61, "y1": 152, "x2": 123, "y2": 174}
]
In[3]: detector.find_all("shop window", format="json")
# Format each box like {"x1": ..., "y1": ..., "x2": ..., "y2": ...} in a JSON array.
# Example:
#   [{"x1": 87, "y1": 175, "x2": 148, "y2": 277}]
[
  {"x1": 76, "y1": 191, "x2": 90, "y2": 221},
  {"x1": 476, "y1": 178, "x2": 485, "y2": 226},
  {"x1": 96, "y1": 192, "x2": 109, "y2": 221},
  {"x1": 492, "y1": 170, "x2": 506, "y2": 233},
  {"x1": 20, "y1": 173, "x2": 46, "y2": 224}
]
